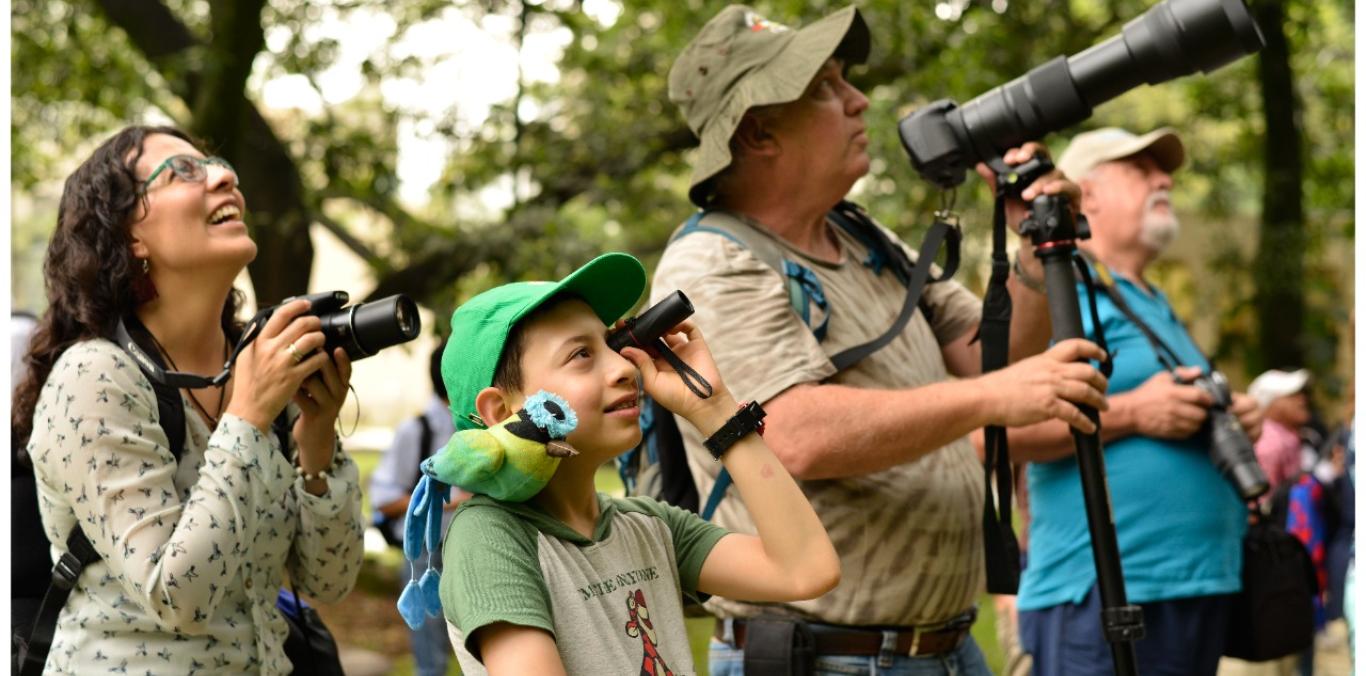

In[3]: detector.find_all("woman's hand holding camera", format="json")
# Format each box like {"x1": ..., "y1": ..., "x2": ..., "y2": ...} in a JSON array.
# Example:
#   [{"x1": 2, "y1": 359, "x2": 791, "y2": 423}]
[
  {"x1": 224, "y1": 299, "x2": 351, "y2": 494},
  {"x1": 225, "y1": 299, "x2": 325, "y2": 430},
  {"x1": 292, "y1": 346, "x2": 352, "y2": 489}
]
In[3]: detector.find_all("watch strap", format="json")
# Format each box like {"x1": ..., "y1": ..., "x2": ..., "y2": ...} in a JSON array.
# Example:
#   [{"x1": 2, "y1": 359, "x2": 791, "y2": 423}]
[{"x1": 704, "y1": 401, "x2": 766, "y2": 460}]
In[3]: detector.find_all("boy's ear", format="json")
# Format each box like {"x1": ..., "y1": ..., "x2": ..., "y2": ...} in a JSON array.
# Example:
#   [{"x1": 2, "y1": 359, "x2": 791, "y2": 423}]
[{"x1": 474, "y1": 386, "x2": 515, "y2": 427}]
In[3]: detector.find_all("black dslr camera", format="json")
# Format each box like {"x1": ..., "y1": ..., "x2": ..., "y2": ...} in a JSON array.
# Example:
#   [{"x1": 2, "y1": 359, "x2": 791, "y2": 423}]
[
  {"x1": 115, "y1": 291, "x2": 421, "y2": 390},
  {"x1": 1183, "y1": 370, "x2": 1269, "y2": 500},
  {"x1": 261, "y1": 291, "x2": 421, "y2": 361}
]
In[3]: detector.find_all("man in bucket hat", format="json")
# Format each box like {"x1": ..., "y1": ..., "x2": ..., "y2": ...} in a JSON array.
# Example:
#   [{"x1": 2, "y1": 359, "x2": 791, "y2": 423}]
[
  {"x1": 1005, "y1": 127, "x2": 1263, "y2": 675},
  {"x1": 652, "y1": 6, "x2": 1110, "y2": 674}
]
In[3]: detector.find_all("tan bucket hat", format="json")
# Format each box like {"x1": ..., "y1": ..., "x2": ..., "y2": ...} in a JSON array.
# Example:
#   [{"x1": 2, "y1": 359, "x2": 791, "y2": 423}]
[
  {"x1": 668, "y1": 5, "x2": 869, "y2": 206},
  {"x1": 1057, "y1": 126, "x2": 1186, "y2": 181}
]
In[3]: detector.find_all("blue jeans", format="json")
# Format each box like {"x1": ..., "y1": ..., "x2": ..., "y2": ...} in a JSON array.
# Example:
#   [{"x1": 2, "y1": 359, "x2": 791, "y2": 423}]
[
  {"x1": 709, "y1": 627, "x2": 992, "y2": 676},
  {"x1": 1019, "y1": 583, "x2": 1233, "y2": 676},
  {"x1": 400, "y1": 551, "x2": 452, "y2": 676}
]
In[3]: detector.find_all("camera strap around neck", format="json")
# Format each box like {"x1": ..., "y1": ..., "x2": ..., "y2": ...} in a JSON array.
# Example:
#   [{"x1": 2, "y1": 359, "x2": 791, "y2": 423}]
[{"x1": 1083, "y1": 258, "x2": 1192, "y2": 372}]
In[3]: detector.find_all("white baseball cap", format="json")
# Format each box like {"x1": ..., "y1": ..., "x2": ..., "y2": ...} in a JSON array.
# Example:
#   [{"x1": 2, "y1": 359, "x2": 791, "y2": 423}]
[
  {"x1": 1057, "y1": 127, "x2": 1185, "y2": 181},
  {"x1": 1248, "y1": 368, "x2": 1310, "y2": 408}
]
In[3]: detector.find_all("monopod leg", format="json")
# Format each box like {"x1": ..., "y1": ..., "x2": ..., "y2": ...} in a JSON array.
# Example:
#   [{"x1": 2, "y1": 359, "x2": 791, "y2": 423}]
[{"x1": 1038, "y1": 243, "x2": 1144, "y2": 676}]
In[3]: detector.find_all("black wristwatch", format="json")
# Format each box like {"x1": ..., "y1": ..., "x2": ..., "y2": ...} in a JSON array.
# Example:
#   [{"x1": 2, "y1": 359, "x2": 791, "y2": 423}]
[{"x1": 703, "y1": 401, "x2": 767, "y2": 460}]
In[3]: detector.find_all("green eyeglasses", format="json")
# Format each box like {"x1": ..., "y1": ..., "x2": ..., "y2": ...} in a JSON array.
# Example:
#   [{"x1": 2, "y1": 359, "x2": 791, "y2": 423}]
[{"x1": 141, "y1": 155, "x2": 237, "y2": 191}]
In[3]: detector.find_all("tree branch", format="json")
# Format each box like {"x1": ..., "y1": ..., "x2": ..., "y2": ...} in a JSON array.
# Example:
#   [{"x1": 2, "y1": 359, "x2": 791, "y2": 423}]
[{"x1": 311, "y1": 209, "x2": 387, "y2": 270}]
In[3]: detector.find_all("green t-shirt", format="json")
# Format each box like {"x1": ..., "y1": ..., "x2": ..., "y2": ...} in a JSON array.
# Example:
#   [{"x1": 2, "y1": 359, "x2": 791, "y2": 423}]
[{"x1": 440, "y1": 492, "x2": 728, "y2": 675}]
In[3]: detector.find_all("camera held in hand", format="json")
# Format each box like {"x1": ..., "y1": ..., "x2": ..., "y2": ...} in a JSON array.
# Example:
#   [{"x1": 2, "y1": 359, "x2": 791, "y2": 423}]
[
  {"x1": 262, "y1": 291, "x2": 421, "y2": 361},
  {"x1": 1182, "y1": 370, "x2": 1269, "y2": 500}
]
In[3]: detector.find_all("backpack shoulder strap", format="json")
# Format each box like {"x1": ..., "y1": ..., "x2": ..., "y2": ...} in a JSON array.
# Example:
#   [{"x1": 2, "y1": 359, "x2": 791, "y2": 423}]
[
  {"x1": 112, "y1": 316, "x2": 187, "y2": 461},
  {"x1": 672, "y1": 210, "x2": 830, "y2": 340},
  {"x1": 827, "y1": 201, "x2": 914, "y2": 286},
  {"x1": 672, "y1": 210, "x2": 789, "y2": 277},
  {"x1": 16, "y1": 528, "x2": 100, "y2": 675}
]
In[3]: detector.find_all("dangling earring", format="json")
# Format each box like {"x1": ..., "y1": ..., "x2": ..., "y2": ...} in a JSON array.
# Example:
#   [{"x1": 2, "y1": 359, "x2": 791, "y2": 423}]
[{"x1": 132, "y1": 258, "x2": 159, "y2": 304}]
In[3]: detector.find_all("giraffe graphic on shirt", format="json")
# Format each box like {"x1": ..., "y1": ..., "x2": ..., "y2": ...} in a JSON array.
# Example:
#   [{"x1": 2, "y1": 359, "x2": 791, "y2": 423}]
[{"x1": 624, "y1": 588, "x2": 674, "y2": 676}]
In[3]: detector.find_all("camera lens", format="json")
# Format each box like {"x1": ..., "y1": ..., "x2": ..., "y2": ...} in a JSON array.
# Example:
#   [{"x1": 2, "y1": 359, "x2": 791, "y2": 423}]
[
  {"x1": 320, "y1": 294, "x2": 422, "y2": 360},
  {"x1": 395, "y1": 299, "x2": 416, "y2": 337},
  {"x1": 901, "y1": 0, "x2": 1265, "y2": 189}
]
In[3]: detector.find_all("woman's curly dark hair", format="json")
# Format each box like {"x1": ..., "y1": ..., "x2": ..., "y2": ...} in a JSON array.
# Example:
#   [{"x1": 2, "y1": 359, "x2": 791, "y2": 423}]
[{"x1": 13, "y1": 126, "x2": 246, "y2": 453}]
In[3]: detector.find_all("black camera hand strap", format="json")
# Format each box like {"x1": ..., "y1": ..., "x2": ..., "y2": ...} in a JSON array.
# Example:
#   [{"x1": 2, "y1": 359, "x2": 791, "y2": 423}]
[{"x1": 980, "y1": 192, "x2": 1021, "y2": 595}]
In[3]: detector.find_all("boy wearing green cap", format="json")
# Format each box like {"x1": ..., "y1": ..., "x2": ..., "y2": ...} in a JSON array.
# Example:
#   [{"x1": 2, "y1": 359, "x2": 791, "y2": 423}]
[{"x1": 433, "y1": 253, "x2": 839, "y2": 675}]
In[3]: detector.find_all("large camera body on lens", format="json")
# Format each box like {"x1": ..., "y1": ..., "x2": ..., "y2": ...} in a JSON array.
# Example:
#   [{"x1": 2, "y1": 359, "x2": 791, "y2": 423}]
[
  {"x1": 1184, "y1": 370, "x2": 1269, "y2": 500},
  {"x1": 264, "y1": 291, "x2": 421, "y2": 361},
  {"x1": 900, "y1": 0, "x2": 1265, "y2": 189}
]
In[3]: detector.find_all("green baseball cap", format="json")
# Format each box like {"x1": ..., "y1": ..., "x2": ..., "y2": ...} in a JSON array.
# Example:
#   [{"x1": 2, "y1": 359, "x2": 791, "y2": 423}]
[
  {"x1": 668, "y1": 5, "x2": 870, "y2": 207},
  {"x1": 441, "y1": 253, "x2": 647, "y2": 431}
]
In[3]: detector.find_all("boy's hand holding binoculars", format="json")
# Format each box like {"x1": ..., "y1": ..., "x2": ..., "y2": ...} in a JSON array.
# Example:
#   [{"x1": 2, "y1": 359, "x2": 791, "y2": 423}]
[{"x1": 617, "y1": 320, "x2": 738, "y2": 435}]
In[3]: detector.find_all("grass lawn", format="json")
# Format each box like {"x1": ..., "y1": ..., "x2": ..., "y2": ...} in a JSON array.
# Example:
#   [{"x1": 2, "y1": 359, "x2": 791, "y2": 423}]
[{"x1": 340, "y1": 452, "x2": 1005, "y2": 675}]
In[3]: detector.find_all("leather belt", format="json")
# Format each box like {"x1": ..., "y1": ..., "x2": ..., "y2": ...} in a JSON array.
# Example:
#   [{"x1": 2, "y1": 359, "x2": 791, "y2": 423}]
[{"x1": 715, "y1": 611, "x2": 976, "y2": 658}]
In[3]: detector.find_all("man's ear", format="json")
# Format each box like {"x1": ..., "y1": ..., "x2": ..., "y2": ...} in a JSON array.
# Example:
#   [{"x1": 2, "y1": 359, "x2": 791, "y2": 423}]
[
  {"x1": 732, "y1": 113, "x2": 780, "y2": 158},
  {"x1": 474, "y1": 386, "x2": 516, "y2": 427},
  {"x1": 1077, "y1": 174, "x2": 1102, "y2": 216}
]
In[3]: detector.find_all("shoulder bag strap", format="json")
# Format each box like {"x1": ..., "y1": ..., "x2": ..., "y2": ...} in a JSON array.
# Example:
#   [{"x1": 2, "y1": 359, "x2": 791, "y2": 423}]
[{"x1": 1085, "y1": 261, "x2": 1190, "y2": 370}]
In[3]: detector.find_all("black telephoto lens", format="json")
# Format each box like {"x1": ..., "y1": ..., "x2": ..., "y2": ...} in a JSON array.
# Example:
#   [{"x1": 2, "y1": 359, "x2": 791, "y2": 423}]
[
  {"x1": 606, "y1": 291, "x2": 694, "y2": 353},
  {"x1": 319, "y1": 294, "x2": 422, "y2": 360},
  {"x1": 900, "y1": 0, "x2": 1265, "y2": 189}
]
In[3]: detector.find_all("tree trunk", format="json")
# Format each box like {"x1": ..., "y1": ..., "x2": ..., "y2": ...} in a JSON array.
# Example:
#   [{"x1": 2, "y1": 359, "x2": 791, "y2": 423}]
[
  {"x1": 1251, "y1": 0, "x2": 1305, "y2": 372},
  {"x1": 96, "y1": 0, "x2": 314, "y2": 305}
]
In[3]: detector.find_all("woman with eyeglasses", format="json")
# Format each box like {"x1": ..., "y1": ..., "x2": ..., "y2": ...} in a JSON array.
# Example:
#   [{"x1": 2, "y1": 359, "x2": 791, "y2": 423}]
[{"x1": 13, "y1": 126, "x2": 364, "y2": 674}]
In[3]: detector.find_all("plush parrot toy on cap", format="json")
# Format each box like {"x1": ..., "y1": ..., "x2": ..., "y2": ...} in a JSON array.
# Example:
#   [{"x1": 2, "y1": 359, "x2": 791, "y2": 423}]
[{"x1": 397, "y1": 390, "x2": 578, "y2": 629}]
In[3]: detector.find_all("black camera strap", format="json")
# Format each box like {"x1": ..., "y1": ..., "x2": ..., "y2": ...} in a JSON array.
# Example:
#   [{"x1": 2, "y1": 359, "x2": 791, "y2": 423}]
[
  {"x1": 113, "y1": 311, "x2": 269, "y2": 390},
  {"x1": 979, "y1": 190, "x2": 1021, "y2": 595},
  {"x1": 1083, "y1": 258, "x2": 1192, "y2": 371},
  {"x1": 829, "y1": 203, "x2": 960, "y2": 371}
]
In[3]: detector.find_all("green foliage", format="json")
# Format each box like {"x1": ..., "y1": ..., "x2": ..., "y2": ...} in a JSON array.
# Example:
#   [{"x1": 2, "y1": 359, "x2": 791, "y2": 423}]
[{"x1": 10, "y1": 0, "x2": 1354, "y2": 401}]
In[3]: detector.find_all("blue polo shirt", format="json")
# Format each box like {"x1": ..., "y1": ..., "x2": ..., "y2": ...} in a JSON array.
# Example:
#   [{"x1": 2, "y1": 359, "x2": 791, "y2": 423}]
[{"x1": 1017, "y1": 264, "x2": 1246, "y2": 611}]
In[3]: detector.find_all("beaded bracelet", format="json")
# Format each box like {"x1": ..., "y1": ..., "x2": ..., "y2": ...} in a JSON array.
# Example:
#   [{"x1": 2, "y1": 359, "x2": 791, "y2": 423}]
[
  {"x1": 293, "y1": 444, "x2": 342, "y2": 483},
  {"x1": 296, "y1": 465, "x2": 331, "y2": 482}
]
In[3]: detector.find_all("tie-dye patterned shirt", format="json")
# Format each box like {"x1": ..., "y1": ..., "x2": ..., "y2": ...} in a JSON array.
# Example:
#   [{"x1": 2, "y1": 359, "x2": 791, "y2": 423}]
[
  {"x1": 651, "y1": 211, "x2": 985, "y2": 626},
  {"x1": 27, "y1": 339, "x2": 366, "y2": 675}
]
